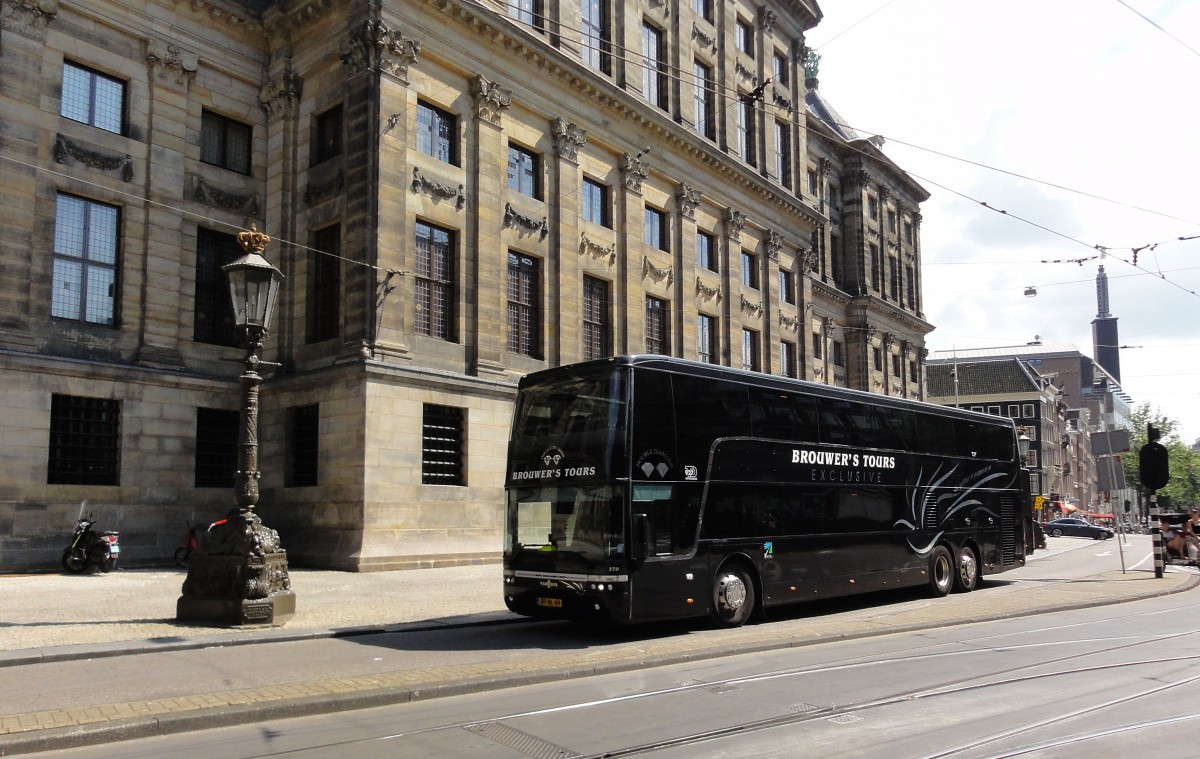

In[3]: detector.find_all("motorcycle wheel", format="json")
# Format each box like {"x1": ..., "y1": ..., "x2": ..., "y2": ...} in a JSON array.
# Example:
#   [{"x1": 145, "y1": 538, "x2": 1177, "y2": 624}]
[
  {"x1": 61, "y1": 549, "x2": 88, "y2": 574},
  {"x1": 173, "y1": 546, "x2": 190, "y2": 567},
  {"x1": 99, "y1": 556, "x2": 117, "y2": 573}
]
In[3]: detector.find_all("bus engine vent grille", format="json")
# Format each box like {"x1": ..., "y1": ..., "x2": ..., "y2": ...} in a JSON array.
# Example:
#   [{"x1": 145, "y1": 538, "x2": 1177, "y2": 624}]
[
  {"x1": 1000, "y1": 496, "x2": 1017, "y2": 564},
  {"x1": 922, "y1": 493, "x2": 940, "y2": 529}
]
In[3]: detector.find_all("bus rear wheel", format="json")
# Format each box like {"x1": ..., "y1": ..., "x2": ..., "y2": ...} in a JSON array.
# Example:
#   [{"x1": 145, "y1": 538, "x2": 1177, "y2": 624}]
[
  {"x1": 953, "y1": 546, "x2": 979, "y2": 593},
  {"x1": 711, "y1": 562, "x2": 756, "y2": 627},
  {"x1": 927, "y1": 545, "x2": 954, "y2": 597}
]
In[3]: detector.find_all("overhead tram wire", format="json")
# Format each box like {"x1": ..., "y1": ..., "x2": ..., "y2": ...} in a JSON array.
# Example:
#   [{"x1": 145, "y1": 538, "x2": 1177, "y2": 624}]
[
  {"x1": 1115, "y1": 0, "x2": 1200, "y2": 61},
  {"x1": 808, "y1": 0, "x2": 904, "y2": 50}
]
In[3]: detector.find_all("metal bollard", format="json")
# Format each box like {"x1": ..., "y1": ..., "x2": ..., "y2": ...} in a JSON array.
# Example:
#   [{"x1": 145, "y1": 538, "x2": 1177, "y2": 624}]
[{"x1": 1151, "y1": 494, "x2": 1163, "y2": 579}]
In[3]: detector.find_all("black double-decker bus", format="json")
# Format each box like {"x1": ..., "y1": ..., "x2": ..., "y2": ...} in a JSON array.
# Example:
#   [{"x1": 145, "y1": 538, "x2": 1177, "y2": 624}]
[{"x1": 503, "y1": 356, "x2": 1032, "y2": 626}]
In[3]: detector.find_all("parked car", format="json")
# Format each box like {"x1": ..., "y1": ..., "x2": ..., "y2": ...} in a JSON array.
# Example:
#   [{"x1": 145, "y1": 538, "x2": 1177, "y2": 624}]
[{"x1": 1042, "y1": 517, "x2": 1114, "y2": 540}]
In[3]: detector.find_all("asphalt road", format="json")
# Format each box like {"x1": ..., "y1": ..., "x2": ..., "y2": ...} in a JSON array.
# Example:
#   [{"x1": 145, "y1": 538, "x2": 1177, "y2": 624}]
[{"x1": 37, "y1": 537, "x2": 1197, "y2": 758}]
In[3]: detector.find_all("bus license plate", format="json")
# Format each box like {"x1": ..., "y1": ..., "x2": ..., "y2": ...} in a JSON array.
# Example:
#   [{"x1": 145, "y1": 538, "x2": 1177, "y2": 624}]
[{"x1": 537, "y1": 597, "x2": 563, "y2": 608}]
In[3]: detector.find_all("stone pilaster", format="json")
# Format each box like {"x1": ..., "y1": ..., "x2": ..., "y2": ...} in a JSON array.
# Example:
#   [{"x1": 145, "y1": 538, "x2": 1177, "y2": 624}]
[
  {"x1": 258, "y1": 66, "x2": 302, "y2": 364},
  {"x1": 470, "y1": 74, "x2": 512, "y2": 376},
  {"x1": 676, "y1": 182, "x2": 700, "y2": 361},
  {"x1": 617, "y1": 151, "x2": 649, "y2": 354},
  {"x1": 134, "y1": 37, "x2": 201, "y2": 369},
  {"x1": 550, "y1": 117, "x2": 585, "y2": 366}
]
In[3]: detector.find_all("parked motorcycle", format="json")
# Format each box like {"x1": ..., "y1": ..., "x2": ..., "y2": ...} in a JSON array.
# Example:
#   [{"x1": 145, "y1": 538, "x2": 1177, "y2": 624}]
[
  {"x1": 174, "y1": 517, "x2": 228, "y2": 567},
  {"x1": 61, "y1": 506, "x2": 120, "y2": 574}
]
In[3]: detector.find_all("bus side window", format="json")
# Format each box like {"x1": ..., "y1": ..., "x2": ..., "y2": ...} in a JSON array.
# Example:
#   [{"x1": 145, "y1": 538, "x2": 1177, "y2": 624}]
[
  {"x1": 749, "y1": 388, "x2": 819, "y2": 442},
  {"x1": 634, "y1": 484, "x2": 696, "y2": 556},
  {"x1": 700, "y1": 483, "x2": 757, "y2": 539},
  {"x1": 631, "y1": 370, "x2": 675, "y2": 467},
  {"x1": 914, "y1": 413, "x2": 956, "y2": 456},
  {"x1": 956, "y1": 419, "x2": 1010, "y2": 461},
  {"x1": 674, "y1": 376, "x2": 750, "y2": 472}
]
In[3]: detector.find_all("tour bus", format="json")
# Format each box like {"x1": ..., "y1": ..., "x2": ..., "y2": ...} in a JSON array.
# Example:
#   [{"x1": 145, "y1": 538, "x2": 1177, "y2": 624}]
[{"x1": 503, "y1": 355, "x2": 1032, "y2": 626}]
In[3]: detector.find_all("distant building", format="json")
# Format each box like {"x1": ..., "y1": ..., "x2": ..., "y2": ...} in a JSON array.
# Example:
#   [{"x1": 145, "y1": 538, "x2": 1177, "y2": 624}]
[{"x1": 928, "y1": 343, "x2": 1133, "y2": 518}]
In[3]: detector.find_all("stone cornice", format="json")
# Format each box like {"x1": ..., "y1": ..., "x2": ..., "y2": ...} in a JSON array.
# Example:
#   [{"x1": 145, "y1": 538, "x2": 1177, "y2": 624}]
[
  {"x1": 849, "y1": 294, "x2": 934, "y2": 336},
  {"x1": 811, "y1": 277, "x2": 851, "y2": 306},
  {"x1": 423, "y1": 0, "x2": 826, "y2": 228}
]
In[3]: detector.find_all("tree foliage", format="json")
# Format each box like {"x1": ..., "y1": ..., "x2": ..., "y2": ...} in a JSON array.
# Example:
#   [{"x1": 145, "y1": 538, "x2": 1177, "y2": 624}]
[{"x1": 1122, "y1": 402, "x2": 1200, "y2": 511}]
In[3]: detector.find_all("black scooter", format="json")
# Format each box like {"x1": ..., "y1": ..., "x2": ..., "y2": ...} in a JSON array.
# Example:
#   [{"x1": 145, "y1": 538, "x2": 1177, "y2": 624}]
[{"x1": 61, "y1": 505, "x2": 120, "y2": 574}]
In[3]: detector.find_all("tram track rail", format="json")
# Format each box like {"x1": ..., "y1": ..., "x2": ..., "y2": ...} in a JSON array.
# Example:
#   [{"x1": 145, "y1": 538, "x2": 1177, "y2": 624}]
[{"x1": 245, "y1": 603, "x2": 1200, "y2": 758}]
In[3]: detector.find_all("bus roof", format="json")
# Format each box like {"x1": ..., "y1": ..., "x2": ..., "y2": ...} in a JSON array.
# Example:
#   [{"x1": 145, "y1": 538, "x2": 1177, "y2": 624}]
[{"x1": 519, "y1": 355, "x2": 1017, "y2": 431}]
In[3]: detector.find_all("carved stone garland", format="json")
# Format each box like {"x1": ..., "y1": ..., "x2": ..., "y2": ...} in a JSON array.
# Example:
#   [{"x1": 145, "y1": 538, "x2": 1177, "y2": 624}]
[
  {"x1": 411, "y1": 167, "x2": 465, "y2": 210},
  {"x1": 740, "y1": 294, "x2": 763, "y2": 319},
  {"x1": 696, "y1": 278, "x2": 722, "y2": 304},
  {"x1": 691, "y1": 22, "x2": 718, "y2": 53},
  {"x1": 505, "y1": 203, "x2": 549, "y2": 241},
  {"x1": 642, "y1": 256, "x2": 673, "y2": 286},
  {"x1": 193, "y1": 176, "x2": 260, "y2": 216},
  {"x1": 580, "y1": 232, "x2": 616, "y2": 265},
  {"x1": 53, "y1": 134, "x2": 133, "y2": 182}
]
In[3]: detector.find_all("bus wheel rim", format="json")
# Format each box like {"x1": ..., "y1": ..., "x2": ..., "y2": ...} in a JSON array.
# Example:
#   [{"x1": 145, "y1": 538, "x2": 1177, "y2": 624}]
[
  {"x1": 718, "y1": 573, "x2": 746, "y2": 611},
  {"x1": 934, "y1": 554, "x2": 951, "y2": 590},
  {"x1": 959, "y1": 550, "x2": 977, "y2": 588}
]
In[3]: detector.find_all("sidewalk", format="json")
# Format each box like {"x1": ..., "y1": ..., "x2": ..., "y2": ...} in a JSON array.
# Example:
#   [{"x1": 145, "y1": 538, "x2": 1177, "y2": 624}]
[
  {"x1": 1, "y1": 554, "x2": 1196, "y2": 754},
  {"x1": 0, "y1": 563, "x2": 510, "y2": 661}
]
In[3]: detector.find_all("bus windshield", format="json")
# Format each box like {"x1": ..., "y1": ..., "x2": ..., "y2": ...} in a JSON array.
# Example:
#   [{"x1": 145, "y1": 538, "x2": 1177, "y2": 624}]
[
  {"x1": 512, "y1": 369, "x2": 627, "y2": 442},
  {"x1": 505, "y1": 484, "x2": 626, "y2": 564}
]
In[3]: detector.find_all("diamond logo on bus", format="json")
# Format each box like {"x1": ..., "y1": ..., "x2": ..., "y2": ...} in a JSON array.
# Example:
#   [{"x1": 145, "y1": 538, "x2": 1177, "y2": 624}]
[{"x1": 541, "y1": 446, "x2": 564, "y2": 467}]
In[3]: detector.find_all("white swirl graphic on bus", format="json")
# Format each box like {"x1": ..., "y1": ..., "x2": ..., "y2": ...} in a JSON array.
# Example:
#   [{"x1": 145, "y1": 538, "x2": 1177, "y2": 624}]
[{"x1": 896, "y1": 463, "x2": 1014, "y2": 555}]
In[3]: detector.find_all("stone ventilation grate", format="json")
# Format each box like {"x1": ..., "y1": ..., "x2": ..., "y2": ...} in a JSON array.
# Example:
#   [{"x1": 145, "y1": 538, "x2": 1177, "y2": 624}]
[{"x1": 464, "y1": 721, "x2": 582, "y2": 759}]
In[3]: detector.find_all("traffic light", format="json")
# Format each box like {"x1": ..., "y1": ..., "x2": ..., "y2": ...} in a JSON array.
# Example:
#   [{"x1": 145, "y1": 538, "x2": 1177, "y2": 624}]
[{"x1": 1139, "y1": 422, "x2": 1170, "y2": 491}]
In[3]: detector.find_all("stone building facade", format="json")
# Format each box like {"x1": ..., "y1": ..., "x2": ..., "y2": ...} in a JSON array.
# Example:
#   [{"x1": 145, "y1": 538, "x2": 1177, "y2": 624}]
[{"x1": 0, "y1": 0, "x2": 931, "y2": 571}]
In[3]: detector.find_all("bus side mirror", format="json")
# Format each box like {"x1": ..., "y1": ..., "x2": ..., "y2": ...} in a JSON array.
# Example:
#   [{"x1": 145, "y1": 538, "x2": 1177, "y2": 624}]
[{"x1": 630, "y1": 513, "x2": 649, "y2": 567}]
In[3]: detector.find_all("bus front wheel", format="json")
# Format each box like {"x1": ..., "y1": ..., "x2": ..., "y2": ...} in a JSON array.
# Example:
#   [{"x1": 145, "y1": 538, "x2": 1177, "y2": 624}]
[
  {"x1": 953, "y1": 545, "x2": 979, "y2": 593},
  {"x1": 928, "y1": 545, "x2": 954, "y2": 597},
  {"x1": 712, "y1": 562, "x2": 756, "y2": 627}
]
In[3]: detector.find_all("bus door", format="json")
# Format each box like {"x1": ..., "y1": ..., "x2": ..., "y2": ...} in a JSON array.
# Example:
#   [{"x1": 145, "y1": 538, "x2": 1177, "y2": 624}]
[
  {"x1": 626, "y1": 369, "x2": 705, "y2": 621},
  {"x1": 629, "y1": 482, "x2": 705, "y2": 621}
]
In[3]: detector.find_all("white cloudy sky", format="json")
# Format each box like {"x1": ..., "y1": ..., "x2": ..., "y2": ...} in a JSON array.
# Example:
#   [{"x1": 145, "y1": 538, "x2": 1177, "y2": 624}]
[{"x1": 805, "y1": 0, "x2": 1200, "y2": 443}]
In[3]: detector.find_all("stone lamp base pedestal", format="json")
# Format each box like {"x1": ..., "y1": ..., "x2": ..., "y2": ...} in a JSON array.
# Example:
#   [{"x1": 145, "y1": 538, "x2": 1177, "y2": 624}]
[{"x1": 176, "y1": 510, "x2": 295, "y2": 626}]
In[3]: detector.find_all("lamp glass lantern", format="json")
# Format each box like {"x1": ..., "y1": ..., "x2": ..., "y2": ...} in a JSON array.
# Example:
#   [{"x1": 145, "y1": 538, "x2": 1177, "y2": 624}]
[
  {"x1": 223, "y1": 250, "x2": 283, "y2": 334},
  {"x1": 1017, "y1": 428, "x2": 1033, "y2": 459}
]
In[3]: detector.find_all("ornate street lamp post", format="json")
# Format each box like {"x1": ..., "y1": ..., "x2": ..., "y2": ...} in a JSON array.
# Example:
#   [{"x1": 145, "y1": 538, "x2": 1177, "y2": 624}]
[{"x1": 177, "y1": 225, "x2": 295, "y2": 626}]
